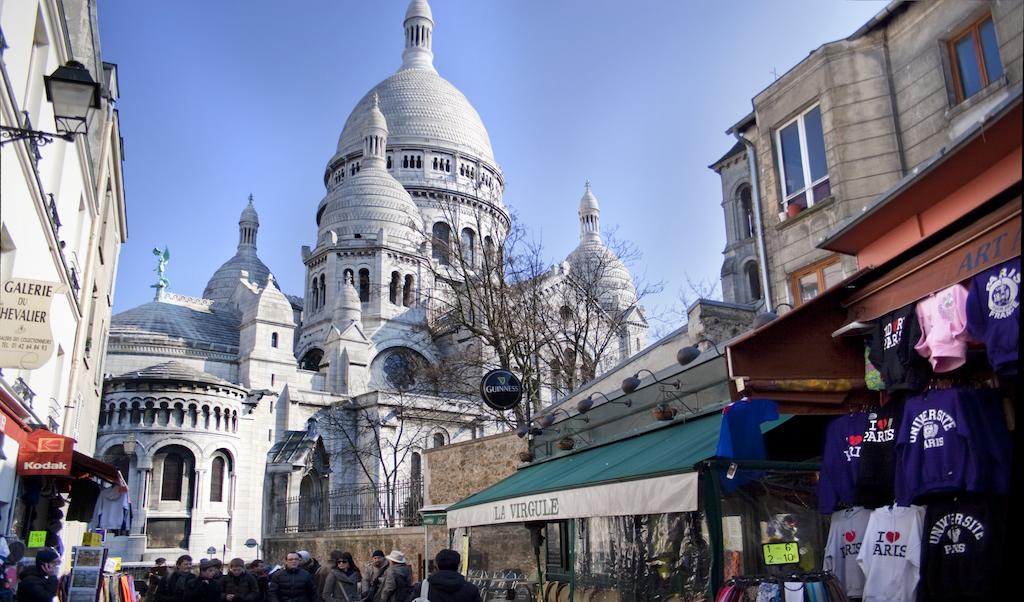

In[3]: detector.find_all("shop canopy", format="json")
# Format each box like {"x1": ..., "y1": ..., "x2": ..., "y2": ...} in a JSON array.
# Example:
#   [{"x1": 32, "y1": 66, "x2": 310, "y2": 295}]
[{"x1": 446, "y1": 411, "x2": 791, "y2": 528}]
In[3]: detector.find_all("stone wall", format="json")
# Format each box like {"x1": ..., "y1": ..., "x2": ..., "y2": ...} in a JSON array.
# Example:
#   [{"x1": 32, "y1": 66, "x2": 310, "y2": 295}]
[
  {"x1": 263, "y1": 526, "x2": 448, "y2": 582},
  {"x1": 423, "y1": 432, "x2": 527, "y2": 506}
]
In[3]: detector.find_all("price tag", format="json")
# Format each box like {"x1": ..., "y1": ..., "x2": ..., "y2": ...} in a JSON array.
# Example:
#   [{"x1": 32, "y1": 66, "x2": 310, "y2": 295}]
[
  {"x1": 762, "y1": 542, "x2": 800, "y2": 565},
  {"x1": 82, "y1": 532, "x2": 103, "y2": 546},
  {"x1": 27, "y1": 531, "x2": 47, "y2": 548}
]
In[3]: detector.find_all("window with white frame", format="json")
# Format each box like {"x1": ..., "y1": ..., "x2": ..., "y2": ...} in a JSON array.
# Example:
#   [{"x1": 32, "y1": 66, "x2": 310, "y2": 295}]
[{"x1": 775, "y1": 105, "x2": 830, "y2": 211}]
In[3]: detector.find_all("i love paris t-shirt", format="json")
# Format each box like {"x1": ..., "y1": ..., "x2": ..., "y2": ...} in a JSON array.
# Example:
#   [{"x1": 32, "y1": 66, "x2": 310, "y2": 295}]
[
  {"x1": 823, "y1": 506, "x2": 870, "y2": 597},
  {"x1": 856, "y1": 504, "x2": 924, "y2": 602}
]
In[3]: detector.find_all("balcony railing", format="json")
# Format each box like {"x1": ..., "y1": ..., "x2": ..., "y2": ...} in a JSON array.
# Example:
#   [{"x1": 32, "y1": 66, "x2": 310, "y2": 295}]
[{"x1": 269, "y1": 479, "x2": 424, "y2": 533}]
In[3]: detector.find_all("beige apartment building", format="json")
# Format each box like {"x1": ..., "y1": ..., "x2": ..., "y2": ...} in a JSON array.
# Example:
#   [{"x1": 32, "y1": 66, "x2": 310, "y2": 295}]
[
  {"x1": 1, "y1": 0, "x2": 127, "y2": 553},
  {"x1": 715, "y1": 0, "x2": 1022, "y2": 311}
]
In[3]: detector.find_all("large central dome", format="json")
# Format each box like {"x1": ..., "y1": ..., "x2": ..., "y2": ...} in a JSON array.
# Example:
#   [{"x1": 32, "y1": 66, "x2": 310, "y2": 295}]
[{"x1": 335, "y1": 69, "x2": 495, "y2": 166}]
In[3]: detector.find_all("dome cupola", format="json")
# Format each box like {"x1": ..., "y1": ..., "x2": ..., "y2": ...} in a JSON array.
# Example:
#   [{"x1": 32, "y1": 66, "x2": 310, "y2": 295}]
[
  {"x1": 204, "y1": 196, "x2": 274, "y2": 302},
  {"x1": 579, "y1": 180, "x2": 600, "y2": 244},
  {"x1": 402, "y1": 0, "x2": 435, "y2": 72}
]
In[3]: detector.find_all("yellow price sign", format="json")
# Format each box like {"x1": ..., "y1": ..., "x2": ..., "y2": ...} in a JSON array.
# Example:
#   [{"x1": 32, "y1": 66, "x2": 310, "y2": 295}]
[
  {"x1": 82, "y1": 532, "x2": 103, "y2": 546},
  {"x1": 27, "y1": 531, "x2": 47, "y2": 548},
  {"x1": 110, "y1": 557, "x2": 122, "y2": 571},
  {"x1": 762, "y1": 542, "x2": 800, "y2": 565}
]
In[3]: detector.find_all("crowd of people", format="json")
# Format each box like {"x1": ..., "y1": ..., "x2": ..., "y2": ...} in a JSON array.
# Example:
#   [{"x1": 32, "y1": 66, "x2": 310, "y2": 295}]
[{"x1": 135, "y1": 548, "x2": 480, "y2": 602}]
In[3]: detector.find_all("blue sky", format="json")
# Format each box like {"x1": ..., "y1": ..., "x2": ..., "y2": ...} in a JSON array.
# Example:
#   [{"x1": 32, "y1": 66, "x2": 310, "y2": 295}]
[{"x1": 99, "y1": 0, "x2": 887, "y2": 332}]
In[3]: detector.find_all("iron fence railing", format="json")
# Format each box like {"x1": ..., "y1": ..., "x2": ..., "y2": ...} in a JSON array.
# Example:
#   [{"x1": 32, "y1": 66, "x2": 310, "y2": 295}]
[{"x1": 270, "y1": 479, "x2": 424, "y2": 533}]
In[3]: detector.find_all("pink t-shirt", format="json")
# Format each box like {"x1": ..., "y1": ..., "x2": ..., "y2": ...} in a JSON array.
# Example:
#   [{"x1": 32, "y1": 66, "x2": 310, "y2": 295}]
[{"x1": 914, "y1": 284, "x2": 970, "y2": 372}]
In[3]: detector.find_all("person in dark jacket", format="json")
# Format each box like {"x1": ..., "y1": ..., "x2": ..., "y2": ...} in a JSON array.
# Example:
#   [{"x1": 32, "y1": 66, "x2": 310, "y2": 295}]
[
  {"x1": 313, "y1": 552, "x2": 341, "y2": 602},
  {"x1": 248, "y1": 561, "x2": 269, "y2": 602},
  {"x1": 268, "y1": 553, "x2": 315, "y2": 602},
  {"x1": 359, "y1": 552, "x2": 386, "y2": 601},
  {"x1": 155, "y1": 556, "x2": 196, "y2": 602},
  {"x1": 296, "y1": 552, "x2": 320, "y2": 579},
  {"x1": 186, "y1": 561, "x2": 223, "y2": 602},
  {"x1": 424, "y1": 550, "x2": 480, "y2": 602},
  {"x1": 16, "y1": 548, "x2": 59, "y2": 602},
  {"x1": 323, "y1": 553, "x2": 360, "y2": 602},
  {"x1": 222, "y1": 559, "x2": 259, "y2": 602},
  {"x1": 372, "y1": 552, "x2": 411, "y2": 602}
]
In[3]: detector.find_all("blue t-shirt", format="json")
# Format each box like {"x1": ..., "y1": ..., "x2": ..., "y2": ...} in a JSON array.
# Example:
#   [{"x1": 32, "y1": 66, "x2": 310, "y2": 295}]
[
  {"x1": 716, "y1": 398, "x2": 780, "y2": 459},
  {"x1": 965, "y1": 257, "x2": 1020, "y2": 375},
  {"x1": 817, "y1": 412, "x2": 868, "y2": 514}
]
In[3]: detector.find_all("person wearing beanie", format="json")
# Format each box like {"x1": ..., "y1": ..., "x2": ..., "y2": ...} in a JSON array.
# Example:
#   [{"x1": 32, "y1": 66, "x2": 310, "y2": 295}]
[
  {"x1": 186, "y1": 561, "x2": 223, "y2": 602},
  {"x1": 424, "y1": 550, "x2": 480, "y2": 602},
  {"x1": 296, "y1": 552, "x2": 319, "y2": 578},
  {"x1": 222, "y1": 558, "x2": 259, "y2": 602},
  {"x1": 313, "y1": 552, "x2": 341, "y2": 602},
  {"x1": 16, "y1": 548, "x2": 59, "y2": 602},
  {"x1": 323, "y1": 552, "x2": 360, "y2": 602},
  {"x1": 359, "y1": 551, "x2": 386, "y2": 601}
]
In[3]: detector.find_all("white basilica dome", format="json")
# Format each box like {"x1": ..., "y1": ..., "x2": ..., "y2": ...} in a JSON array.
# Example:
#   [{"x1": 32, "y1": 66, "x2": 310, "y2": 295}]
[{"x1": 334, "y1": 68, "x2": 495, "y2": 167}]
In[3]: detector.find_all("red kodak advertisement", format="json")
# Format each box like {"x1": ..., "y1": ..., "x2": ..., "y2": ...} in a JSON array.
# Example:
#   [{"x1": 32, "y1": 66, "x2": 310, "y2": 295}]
[{"x1": 17, "y1": 429, "x2": 74, "y2": 476}]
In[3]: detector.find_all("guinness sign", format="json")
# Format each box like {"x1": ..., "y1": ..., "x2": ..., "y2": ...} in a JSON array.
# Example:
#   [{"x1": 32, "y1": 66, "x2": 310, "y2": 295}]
[{"x1": 480, "y1": 369, "x2": 523, "y2": 411}]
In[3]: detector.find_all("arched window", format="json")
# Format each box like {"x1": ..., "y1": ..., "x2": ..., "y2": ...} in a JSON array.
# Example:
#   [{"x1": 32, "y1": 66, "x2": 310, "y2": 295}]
[
  {"x1": 271, "y1": 332, "x2": 279, "y2": 348},
  {"x1": 343, "y1": 268, "x2": 354, "y2": 286},
  {"x1": 432, "y1": 222, "x2": 451, "y2": 265},
  {"x1": 103, "y1": 445, "x2": 131, "y2": 485},
  {"x1": 461, "y1": 228, "x2": 476, "y2": 265},
  {"x1": 210, "y1": 456, "x2": 226, "y2": 502},
  {"x1": 416, "y1": 156, "x2": 422, "y2": 169},
  {"x1": 433, "y1": 157, "x2": 438, "y2": 170},
  {"x1": 739, "y1": 185, "x2": 754, "y2": 239},
  {"x1": 300, "y1": 348, "x2": 324, "y2": 371},
  {"x1": 389, "y1": 271, "x2": 400, "y2": 305},
  {"x1": 319, "y1": 274, "x2": 326, "y2": 308},
  {"x1": 410, "y1": 452, "x2": 422, "y2": 482},
  {"x1": 403, "y1": 275, "x2": 414, "y2": 307},
  {"x1": 433, "y1": 433, "x2": 446, "y2": 448},
  {"x1": 161, "y1": 452, "x2": 185, "y2": 501},
  {"x1": 310, "y1": 278, "x2": 318, "y2": 310},
  {"x1": 359, "y1": 269, "x2": 371, "y2": 302},
  {"x1": 745, "y1": 261, "x2": 762, "y2": 301},
  {"x1": 386, "y1": 156, "x2": 392, "y2": 169},
  {"x1": 403, "y1": 156, "x2": 409, "y2": 168}
]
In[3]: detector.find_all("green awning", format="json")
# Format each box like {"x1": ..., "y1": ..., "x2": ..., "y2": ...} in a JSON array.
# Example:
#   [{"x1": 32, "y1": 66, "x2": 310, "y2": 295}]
[{"x1": 447, "y1": 411, "x2": 791, "y2": 528}]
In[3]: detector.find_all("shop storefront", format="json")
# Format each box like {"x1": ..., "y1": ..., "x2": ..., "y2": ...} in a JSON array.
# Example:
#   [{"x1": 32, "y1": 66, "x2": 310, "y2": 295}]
[
  {"x1": 723, "y1": 92, "x2": 1020, "y2": 601},
  {"x1": 442, "y1": 407, "x2": 841, "y2": 601},
  {"x1": 2, "y1": 385, "x2": 124, "y2": 567}
]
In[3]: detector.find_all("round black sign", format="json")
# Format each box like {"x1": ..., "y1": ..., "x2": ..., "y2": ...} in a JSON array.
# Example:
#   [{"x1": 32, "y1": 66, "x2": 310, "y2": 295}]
[{"x1": 480, "y1": 369, "x2": 523, "y2": 411}]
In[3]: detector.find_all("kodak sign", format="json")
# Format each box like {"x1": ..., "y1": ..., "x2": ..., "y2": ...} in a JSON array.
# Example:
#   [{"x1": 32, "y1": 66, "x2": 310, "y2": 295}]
[{"x1": 18, "y1": 429, "x2": 74, "y2": 476}]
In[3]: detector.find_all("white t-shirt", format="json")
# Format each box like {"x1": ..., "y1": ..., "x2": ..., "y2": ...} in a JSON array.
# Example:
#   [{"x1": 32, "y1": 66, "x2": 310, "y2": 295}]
[
  {"x1": 823, "y1": 506, "x2": 871, "y2": 596},
  {"x1": 856, "y1": 505, "x2": 925, "y2": 602}
]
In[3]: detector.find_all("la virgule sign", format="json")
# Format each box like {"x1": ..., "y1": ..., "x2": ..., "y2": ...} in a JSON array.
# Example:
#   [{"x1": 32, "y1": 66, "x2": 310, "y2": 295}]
[
  {"x1": 0, "y1": 278, "x2": 64, "y2": 369},
  {"x1": 479, "y1": 368, "x2": 523, "y2": 411}
]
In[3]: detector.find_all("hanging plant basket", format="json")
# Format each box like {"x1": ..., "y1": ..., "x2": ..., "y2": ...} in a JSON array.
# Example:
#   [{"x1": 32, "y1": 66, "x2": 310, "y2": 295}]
[
  {"x1": 518, "y1": 451, "x2": 534, "y2": 463},
  {"x1": 556, "y1": 437, "x2": 575, "y2": 451},
  {"x1": 652, "y1": 403, "x2": 678, "y2": 421}
]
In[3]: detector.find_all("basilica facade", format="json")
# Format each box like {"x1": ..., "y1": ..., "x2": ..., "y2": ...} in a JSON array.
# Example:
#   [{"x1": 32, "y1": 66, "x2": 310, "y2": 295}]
[{"x1": 96, "y1": 0, "x2": 644, "y2": 562}]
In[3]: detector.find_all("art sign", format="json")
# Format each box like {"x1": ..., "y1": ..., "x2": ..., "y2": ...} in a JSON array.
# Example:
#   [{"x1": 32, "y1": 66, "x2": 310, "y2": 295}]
[
  {"x1": 0, "y1": 278, "x2": 64, "y2": 369},
  {"x1": 479, "y1": 369, "x2": 523, "y2": 411}
]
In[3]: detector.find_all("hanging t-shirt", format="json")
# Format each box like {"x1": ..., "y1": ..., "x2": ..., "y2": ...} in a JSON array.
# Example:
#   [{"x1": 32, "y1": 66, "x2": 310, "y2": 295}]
[
  {"x1": 716, "y1": 398, "x2": 779, "y2": 492},
  {"x1": 823, "y1": 506, "x2": 870, "y2": 597},
  {"x1": 92, "y1": 485, "x2": 129, "y2": 530},
  {"x1": 918, "y1": 495, "x2": 1007, "y2": 601},
  {"x1": 914, "y1": 284, "x2": 971, "y2": 373},
  {"x1": 895, "y1": 387, "x2": 1011, "y2": 505},
  {"x1": 869, "y1": 304, "x2": 932, "y2": 393},
  {"x1": 856, "y1": 504, "x2": 924, "y2": 602},
  {"x1": 965, "y1": 257, "x2": 1020, "y2": 375},
  {"x1": 855, "y1": 398, "x2": 905, "y2": 508},
  {"x1": 817, "y1": 412, "x2": 867, "y2": 513}
]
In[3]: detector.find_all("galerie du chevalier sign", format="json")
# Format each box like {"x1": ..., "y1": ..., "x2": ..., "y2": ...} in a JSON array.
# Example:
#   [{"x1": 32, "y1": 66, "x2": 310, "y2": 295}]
[{"x1": 0, "y1": 278, "x2": 64, "y2": 370}]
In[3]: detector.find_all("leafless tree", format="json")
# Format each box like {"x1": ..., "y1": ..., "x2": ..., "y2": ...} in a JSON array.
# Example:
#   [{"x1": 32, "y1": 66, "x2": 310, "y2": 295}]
[{"x1": 420, "y1": 202, "x2": 658, "y2": 427}]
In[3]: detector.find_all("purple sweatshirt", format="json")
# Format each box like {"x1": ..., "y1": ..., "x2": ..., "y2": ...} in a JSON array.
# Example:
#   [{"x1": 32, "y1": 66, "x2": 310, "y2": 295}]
[
  {"x1": 895, "y1": 387, "x2": 1011, "y2": 505},
  {"x1": 965, "y1": 257, "x2": 1020, "y2": 375},
  {"x1": 817, "y1": 412, "x2": 868, "y2": 514}
]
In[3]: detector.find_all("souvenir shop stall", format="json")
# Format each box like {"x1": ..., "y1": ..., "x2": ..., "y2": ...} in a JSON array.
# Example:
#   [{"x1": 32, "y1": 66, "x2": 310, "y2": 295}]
[{"x1": 725, "y1": 93, "x2": 1020, "y2": 601}]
